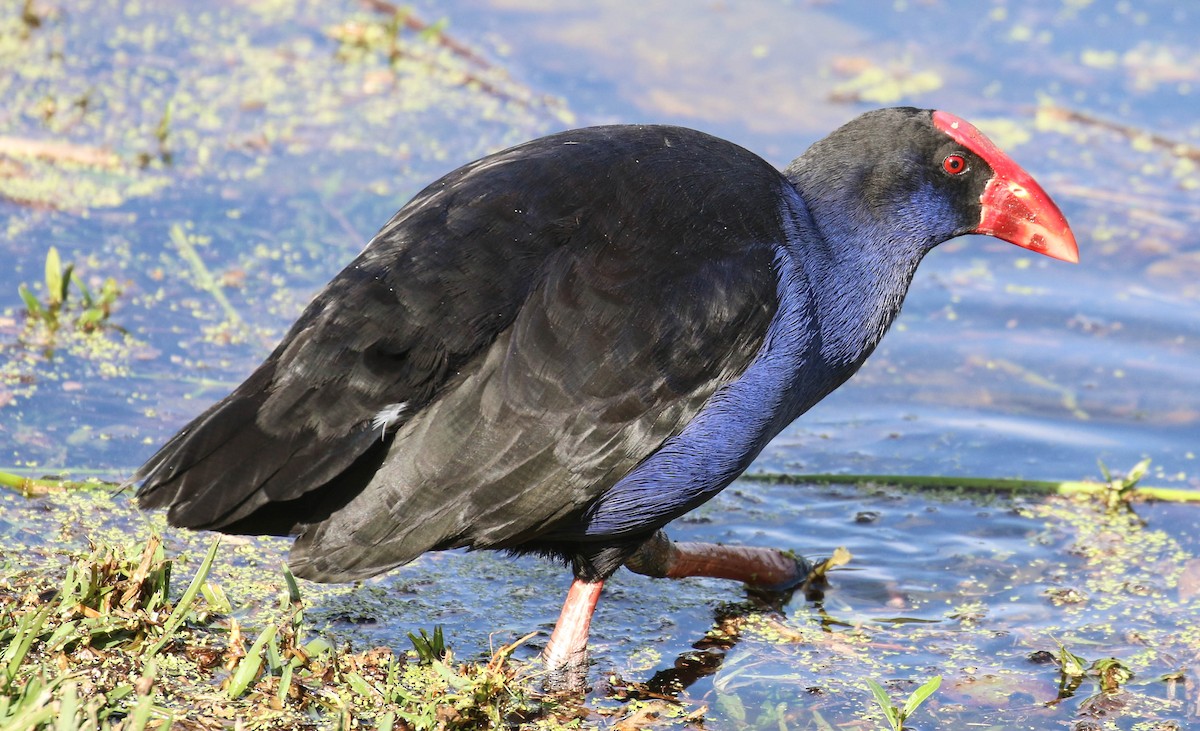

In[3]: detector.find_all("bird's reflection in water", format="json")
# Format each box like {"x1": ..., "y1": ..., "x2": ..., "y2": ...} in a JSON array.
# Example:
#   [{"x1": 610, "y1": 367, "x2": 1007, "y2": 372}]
[{"x1": 610, "y1": 572, "x2": 831, "y2": 701}]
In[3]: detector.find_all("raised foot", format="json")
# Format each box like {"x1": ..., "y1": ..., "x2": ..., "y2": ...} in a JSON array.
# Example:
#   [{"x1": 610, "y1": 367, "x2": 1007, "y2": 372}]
[
  {"x1": 538, "y1": 535, "x2": 817, "y2": 692},
  {"x1": 624, "y1": 530, "x2": 813, "y2": 592}
]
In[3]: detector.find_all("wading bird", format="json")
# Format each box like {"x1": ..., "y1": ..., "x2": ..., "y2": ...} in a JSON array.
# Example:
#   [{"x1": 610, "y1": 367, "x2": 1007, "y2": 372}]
[{"x1": 135, "y1": 107, "x2": 1077, "y2": 686}]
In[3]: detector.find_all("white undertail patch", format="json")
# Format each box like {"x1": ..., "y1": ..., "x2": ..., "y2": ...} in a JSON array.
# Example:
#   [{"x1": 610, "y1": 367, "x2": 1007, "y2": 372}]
[{"x1": 371, "y1": 402, "x2": 409, "y2": 439}]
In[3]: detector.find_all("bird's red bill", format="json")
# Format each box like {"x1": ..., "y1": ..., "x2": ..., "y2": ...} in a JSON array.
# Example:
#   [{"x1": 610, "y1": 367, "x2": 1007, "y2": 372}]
[{"x1": 933, "y1": 111, "x2": 1079, "y2": 263}]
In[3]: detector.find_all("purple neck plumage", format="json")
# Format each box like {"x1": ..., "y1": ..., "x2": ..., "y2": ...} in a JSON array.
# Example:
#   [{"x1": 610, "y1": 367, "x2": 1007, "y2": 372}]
[{"x1": 781, "y1": 163, "x2": 942, "y2": 373}]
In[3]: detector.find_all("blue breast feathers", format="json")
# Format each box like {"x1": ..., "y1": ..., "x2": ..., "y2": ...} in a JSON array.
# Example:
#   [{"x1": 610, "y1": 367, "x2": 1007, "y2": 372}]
[{"x1": 580, "y1": 235, "x2": 825, "y2": 539}]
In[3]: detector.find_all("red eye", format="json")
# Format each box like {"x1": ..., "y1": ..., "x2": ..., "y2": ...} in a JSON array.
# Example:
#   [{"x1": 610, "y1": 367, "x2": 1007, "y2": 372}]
[{"x1": 943, "y1": 154, "x2": 967, "y2": 175}]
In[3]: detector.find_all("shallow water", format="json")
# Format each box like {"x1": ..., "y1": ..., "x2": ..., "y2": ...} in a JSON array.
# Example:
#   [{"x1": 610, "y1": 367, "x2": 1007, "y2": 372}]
[{"x1": 1, "y1": 0, "x2": 1198, "y2": 728}]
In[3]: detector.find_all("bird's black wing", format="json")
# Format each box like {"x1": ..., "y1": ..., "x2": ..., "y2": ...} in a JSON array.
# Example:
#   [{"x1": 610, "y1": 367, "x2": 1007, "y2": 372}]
[{"x1": 134, "y1": 126, "x2": 790, "y2": 578}]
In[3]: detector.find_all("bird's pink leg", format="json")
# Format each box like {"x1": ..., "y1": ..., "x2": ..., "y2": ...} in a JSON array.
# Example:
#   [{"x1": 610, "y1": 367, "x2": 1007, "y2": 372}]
[
  {"x1": 542, "y1": 578, "x2": 604, "y2": 689},
  {"x1": 625, "y1": 530, "x2": 809, "y2": 590}
]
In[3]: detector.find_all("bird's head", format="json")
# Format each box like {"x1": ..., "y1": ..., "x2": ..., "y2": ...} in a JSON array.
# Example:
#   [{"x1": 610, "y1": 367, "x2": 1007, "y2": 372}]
[{"x1": 785, "y1": 107, "x2": 1078, "y2": 264}]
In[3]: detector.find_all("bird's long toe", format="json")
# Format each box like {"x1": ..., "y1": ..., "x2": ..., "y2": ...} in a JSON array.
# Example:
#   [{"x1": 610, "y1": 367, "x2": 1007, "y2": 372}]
[{"x1": 624, "y1": 530, "x2": 813, "y2": 591}]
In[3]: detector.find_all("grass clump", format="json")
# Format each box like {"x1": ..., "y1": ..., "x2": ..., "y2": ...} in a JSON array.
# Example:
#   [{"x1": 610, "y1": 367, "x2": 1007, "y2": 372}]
[
  {"x1": 18, "y1": 246, "x2": 121, "y2": 335},
  {"x1": 0, "y1": 534, "x2": 575, "y2": 730},
  {"x1": 1, "y1": 536, "x2": 179, "y2": 729}
]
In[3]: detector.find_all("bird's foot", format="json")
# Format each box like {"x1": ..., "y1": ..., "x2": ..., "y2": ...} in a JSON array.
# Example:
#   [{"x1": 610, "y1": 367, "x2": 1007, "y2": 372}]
[
  {"x1": 624, "y1": 530, "x2": 814, "y2": 592},
  {"x1": 541, "y1": 650, "x2": 590, "y2": 693}
]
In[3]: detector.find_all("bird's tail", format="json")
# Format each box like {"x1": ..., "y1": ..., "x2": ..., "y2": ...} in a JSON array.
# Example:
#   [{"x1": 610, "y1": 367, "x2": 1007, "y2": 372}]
[{"x1": 133, "y1": 362, "x2": 383, "y2": 536}]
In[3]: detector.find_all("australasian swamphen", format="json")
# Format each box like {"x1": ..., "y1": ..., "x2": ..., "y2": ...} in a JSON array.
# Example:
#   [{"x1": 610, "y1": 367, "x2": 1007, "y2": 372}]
[{"x1": 133, "y1": 107, "x2": 1078, "y2": 685}]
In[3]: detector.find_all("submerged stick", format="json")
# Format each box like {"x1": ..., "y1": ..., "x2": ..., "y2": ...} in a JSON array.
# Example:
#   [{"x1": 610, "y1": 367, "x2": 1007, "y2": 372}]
[
  {"x1": 745, "y1": 472, "x2": 1200, "y2": 504},
  {"x1": 168, "y1": 223, "x2": 246, "y2": 331},
  {"x1": 965, "y1": 355, "x2": 1087, "y2": 420}
]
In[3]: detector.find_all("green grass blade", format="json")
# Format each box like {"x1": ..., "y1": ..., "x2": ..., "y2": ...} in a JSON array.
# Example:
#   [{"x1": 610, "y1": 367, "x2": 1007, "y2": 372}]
[
  {"x1": 70, "y1": 271, "x2": 95, "y2": 306},
  {"x1": 54, "y1": 680, "x2": 78, "y2": 731},
  {"x1": 1124, "y1": 458, "x2": 1151, "y2": 488},
  {"x1": 277, "y1": 660, "x2": 294, "y2": 707},
  {"x1": 77, "y1": 307, "x2": 105, "y2": 330},
  {"x1": 58, "y1": 264, "x2": 74, "y2": 306},
  {"x1": 865, "y1": 679, "x2": 900, "y2": 731},
  {"x1": 199, "y1": 582, "x2": 232, "y2": 614},
  {"x1": 18, "y1": 284, "x2": 45, "y2": 318},
  {"x1": 2, "y1": 603, "x2": 53, "y2": 687},
  {"x1": 44, "y1": 619, "x2": 78, "y2": 652},
  {"x1": 44, "y1": 246, "x2": 63, "y2": 305},
  {"x1": 228, "y1": 623, "x2": 277, "y2": 699},
  {"x1": 281, "y1": 563, "x2": 301, "y2": 607},
  {"x1": 266, "y1": 630, "x2": 284, "y2": 672},
  {"x1": 126, "y1": 663, "x2": 158, "y2": 731},
  {"x1": 901, "y1": 675, "x2": 941, "y2": 719},
  {"x1": 147, "y1": 536, "x2": 220, "y2": 657},
  {"x1": 345, "y1": 671, "x2": 376, "y2": 698}
]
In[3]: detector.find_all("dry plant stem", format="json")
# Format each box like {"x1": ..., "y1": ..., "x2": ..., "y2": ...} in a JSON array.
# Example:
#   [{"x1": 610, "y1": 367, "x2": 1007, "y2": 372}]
[
  {"x1": 0, "y1": 136, "x2": 120, "y2": 168},
  {"x1": 360, "y1": 0, "x2": 491, "y2": 68},
  {"x1": 359, "y1": 0, "x2": 565, "y2": 110},
  {"x1": 1042, "y1": 104, "x2": 1200, "y2": 162},
  {"x1": 625, "y1": 530, "x2": 807, "y2": 589}
]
